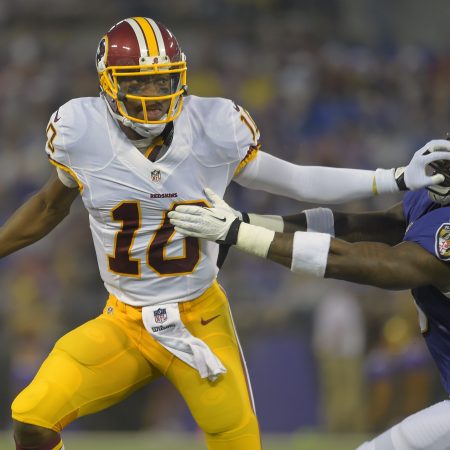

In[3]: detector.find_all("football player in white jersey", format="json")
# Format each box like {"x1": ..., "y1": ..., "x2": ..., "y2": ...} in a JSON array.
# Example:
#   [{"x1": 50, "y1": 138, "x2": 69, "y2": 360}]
[{"x1": 1, "y1": 17, "x2": 450, "y2": 450}]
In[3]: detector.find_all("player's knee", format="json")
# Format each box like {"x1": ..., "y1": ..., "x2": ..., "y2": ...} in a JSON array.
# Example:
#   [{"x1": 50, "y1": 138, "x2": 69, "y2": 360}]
[
  {"x1": 200, "y1": 404, "x2": 256, "y2": 436},
  {"x1": 13, "y1": 420, "x2": 57, "y2": 447}
]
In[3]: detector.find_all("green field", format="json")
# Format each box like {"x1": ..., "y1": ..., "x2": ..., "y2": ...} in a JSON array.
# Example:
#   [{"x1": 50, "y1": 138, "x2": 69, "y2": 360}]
[{"x1": 0, "y1": 431, "x2": 369, "y2": 449}]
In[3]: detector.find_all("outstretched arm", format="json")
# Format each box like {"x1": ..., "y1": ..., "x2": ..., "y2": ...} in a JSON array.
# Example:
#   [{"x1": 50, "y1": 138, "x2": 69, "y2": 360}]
[
  {"x1": 240, "y1": 203, "x2": 405, "y2": 245},
  {"x1": 234, "y1": 140, "x2": 450, "y2": 204},
  {"x1": 267, "y1": 232, "x2": 450, "y2": 291},
  {"x1": 280, "y1": 202, "x2": 405, "y2": 244},
  {"x1": 168, "y1": 189, "x2": 450, "y2": 292},
  {"x1": 0, "y1": 171, "x2": 79, "y2": 258},
  {"x1": 326, "y1": 239, "x2": 448, "y2": 290}
]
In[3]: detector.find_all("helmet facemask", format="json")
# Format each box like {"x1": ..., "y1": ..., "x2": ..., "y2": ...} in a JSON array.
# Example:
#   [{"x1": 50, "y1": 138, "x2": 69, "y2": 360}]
[
  {"x1": 99, "y1": 55, "x2": 187, "y2": 125},
  {"x1": 427, "y1": 159, "x2": 450, "y2": 205}
]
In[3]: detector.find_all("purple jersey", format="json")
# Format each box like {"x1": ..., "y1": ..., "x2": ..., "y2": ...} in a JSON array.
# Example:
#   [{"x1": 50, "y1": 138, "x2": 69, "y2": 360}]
[{"x1": 403, "y1": 189, "x2": 450, "y2": 393}]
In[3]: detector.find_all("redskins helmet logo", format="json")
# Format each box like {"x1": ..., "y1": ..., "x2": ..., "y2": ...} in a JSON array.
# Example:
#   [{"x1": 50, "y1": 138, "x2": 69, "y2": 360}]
[
  {"x1": 96, "y1": 37, "x2": 107, "y2": 72},
  {"x1": 436, "y1": 223, "x2": 450, "y2": 260}
]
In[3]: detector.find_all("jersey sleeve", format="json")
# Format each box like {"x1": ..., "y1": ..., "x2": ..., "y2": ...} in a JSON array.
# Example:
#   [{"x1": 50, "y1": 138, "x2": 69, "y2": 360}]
[
  {"x1": 404, "y1": 208, "x2": 450, "y2": 263},
  {"x1": 45, "y1": 100, "x2": 84, "y2": 191},
  {"x1": 188, "y1": 96, "x2": 260, "y2": 172},
  {"x1": 56, "y1": 167, "x2": 78, "y2": 188}
]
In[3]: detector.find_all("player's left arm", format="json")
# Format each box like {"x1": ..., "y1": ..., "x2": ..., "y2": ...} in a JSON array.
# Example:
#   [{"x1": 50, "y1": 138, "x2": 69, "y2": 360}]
[
  {"x1": 234, "y1": 140, "x2": 450, "y2": 204},
  {"x1": 252, "y1": 202, "x2": 406, "y2": 245}
]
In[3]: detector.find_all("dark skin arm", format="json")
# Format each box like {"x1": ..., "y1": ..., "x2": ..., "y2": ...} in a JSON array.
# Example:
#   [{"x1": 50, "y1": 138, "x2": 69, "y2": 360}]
[
  {"x1": 0, "y1": 171, "x2": 79, "y2": 258},
  {"x1": 282, "y1": 202, "x2": 406, "y2": 244},
  {"x1": 267, "y1": 202, "x2": 450, "y2": 292},
  {"x1": 4, "y1": 173, "x2": 78, "y2": 446}
]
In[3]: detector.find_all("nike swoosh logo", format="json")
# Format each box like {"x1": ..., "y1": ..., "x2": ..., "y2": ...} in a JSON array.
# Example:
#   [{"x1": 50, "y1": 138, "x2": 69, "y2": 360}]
[
  {"x1": 213, "y1": 216, "x2": 227, "y2": 222},
  {"x1": 201, "y1": 314, "x2": 221, "y2": 326},
  {"x1": 54, "y1": 109, "x2": 61, "y2": 123}
]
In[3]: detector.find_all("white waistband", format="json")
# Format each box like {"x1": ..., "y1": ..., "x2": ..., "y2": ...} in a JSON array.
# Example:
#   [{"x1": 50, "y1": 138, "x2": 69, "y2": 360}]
[{"x1": 142, "y1": 303, "x2": 226, "y2": 381}]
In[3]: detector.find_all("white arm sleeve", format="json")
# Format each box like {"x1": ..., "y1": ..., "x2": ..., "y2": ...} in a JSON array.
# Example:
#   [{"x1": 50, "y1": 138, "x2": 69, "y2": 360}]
[{"x1": 234, "y1": 151, "x2": 395, "y2": 204}]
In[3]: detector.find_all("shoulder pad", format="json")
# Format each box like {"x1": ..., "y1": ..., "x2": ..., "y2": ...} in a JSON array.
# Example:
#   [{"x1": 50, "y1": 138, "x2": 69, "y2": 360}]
[{"x1": 182, "y1": 96, "x2": 258, "y2": 167}]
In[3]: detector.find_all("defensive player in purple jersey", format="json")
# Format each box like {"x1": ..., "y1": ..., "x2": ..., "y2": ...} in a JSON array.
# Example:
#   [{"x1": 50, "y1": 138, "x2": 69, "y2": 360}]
[{"x1": 169, "y1": 146, "x2": 450, "y2": 450}]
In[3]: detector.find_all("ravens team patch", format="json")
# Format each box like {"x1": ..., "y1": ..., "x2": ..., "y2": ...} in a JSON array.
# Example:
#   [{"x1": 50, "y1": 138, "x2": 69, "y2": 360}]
[{"x1": 436, "y1": 223, "x2": 450, "y2": 260}]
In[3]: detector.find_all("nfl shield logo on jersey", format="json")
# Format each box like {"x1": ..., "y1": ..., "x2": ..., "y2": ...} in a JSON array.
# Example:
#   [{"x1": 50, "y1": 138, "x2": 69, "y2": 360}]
[
  {"x1": 436, "y1": 223, "x2": 450, "y2": 260},
  {"x1": 151, "y1": 169, "x2": 161, "y2": 182},
  {"x1": 154, "y1": 308, "x2": 167, "y2": 324}
]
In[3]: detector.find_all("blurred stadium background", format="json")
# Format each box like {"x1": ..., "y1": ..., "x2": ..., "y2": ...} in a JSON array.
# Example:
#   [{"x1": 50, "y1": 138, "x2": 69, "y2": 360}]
[{"x1": 1, "y1": 0, "x2": 450, "y2": 448}]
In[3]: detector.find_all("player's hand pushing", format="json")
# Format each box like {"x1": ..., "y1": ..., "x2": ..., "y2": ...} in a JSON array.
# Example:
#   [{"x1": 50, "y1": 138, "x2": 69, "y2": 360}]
[
  {"x1": 397, "y1": 139, "x2": 450, "y2": 190},
  {"x1": 168, "y1": 188, "x2": 241, "y2": 244}
]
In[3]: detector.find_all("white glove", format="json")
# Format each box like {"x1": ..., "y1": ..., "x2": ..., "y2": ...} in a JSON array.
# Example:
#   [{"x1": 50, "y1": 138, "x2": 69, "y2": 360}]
[
  {"x1": 397, "y1": 139, "x2": 450, "y2": 190},
  {"x1": 203, "y1": 188, "x2": 244, "y2": 220},
  {"x1": 168, "y1": 188, "x2": 241, "y2": 243}
]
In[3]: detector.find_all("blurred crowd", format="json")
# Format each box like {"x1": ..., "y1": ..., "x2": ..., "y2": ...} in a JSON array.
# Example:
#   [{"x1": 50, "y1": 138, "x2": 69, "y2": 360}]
[{"x1": 1, "y1": 0, "x2": 449, "y2": 435}]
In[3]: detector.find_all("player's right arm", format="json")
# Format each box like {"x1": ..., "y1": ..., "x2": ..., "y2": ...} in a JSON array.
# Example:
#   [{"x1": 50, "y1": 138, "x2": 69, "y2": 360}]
[
  {"x1": 263, "y1": 230, "x2": 450, "y2": 291},
  {"x1": 234, "y1": 140, "x2": 450, "y2": 204},
  {"x1": 0, "y1": 171, "x2": 78, "y2": 258}
]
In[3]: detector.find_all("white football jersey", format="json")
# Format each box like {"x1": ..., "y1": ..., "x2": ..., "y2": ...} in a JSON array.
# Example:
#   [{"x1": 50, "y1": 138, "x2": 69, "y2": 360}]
[{"x1": 45, "y1": 95, "x2": 259, "y2": 306}]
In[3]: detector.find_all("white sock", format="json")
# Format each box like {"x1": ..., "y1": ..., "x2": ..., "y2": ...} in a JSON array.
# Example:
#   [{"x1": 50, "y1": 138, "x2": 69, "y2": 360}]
[{"x1": 356, "y1": 400, "x2": 450, "y2": 450}]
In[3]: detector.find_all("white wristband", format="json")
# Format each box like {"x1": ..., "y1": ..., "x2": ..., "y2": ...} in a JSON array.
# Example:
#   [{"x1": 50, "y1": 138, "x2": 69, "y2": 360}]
[
  {"x1": 236, "y1": 222, "x2": 275, "y2": 258},
  {"x1": 291, "y1": 231, "x2": 331, "y2": 277},
  {"x1": 247, "y1": 213, "x2": 284, "y2": 232},
  {"x1": 374, "y1": 168, "x2": 398, "y2": 194},
  {"x1": 305, "y1": 208, "x2": 335, "y2": 236}
]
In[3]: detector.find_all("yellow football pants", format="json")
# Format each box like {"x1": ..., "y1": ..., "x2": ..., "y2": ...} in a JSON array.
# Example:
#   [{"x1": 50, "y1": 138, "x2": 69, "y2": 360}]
[{"x1": 12, "y1": 281, "x2": 261, "y2": 450}]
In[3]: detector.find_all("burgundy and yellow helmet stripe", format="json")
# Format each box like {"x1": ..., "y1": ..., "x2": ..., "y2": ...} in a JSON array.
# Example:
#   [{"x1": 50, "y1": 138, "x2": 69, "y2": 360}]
[
  {"x1": 129, "y1": 17, "x2": 160, "y2": 58},
  {"x1": 96, "y1": 17, "x2": 187, "y2": 125}
]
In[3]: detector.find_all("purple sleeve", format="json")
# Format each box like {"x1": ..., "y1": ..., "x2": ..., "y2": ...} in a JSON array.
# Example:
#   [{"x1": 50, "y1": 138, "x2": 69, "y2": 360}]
[{"x1": 404, "y1": 210, "x2": 450, "y2": 262}]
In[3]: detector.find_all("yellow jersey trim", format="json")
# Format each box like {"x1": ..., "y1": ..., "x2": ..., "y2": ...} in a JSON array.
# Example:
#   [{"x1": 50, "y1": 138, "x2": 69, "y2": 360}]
[
  {"x1": 48, "y1": 157, "x2": 84, "y2": 193},
  {"x1": 234, "y1": 144, "x2": 260, "y2": 177}
]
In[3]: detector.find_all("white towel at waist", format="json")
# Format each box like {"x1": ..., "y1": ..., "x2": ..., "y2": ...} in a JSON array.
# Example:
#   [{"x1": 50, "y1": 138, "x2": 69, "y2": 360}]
[{"x1": 142, "y1": 303, "x2": 226, "y2": 382}]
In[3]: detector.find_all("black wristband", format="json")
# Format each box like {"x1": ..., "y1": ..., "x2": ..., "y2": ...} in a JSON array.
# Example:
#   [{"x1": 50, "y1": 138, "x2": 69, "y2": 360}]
[
  {"x1": 394, "y1": 167, "x2": 408, "y2": 191},
  {"x1": 216, "y1": 217, "x2": 242, "y2": 246},
  {"x1": 217, "y1": 244, "x2": 230, "y2": 269},
  {"x1": 241, "y1": 212, "x2": 250, "y2": 223}
]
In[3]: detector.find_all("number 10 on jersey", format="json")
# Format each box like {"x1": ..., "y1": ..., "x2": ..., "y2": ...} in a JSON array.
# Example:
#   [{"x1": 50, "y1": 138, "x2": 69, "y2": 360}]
[{"x1": 107, "y1": 200, "x2": 207, "y2": 277}]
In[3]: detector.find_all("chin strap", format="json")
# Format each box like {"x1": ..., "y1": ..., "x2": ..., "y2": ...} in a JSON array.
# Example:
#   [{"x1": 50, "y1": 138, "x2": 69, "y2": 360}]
[
  {"x1": 122, "y1": 116, "x2": 167, "y2": 138},
  {"x1": 101, "y1": 94, "x2": 167, "y2": 138}
]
